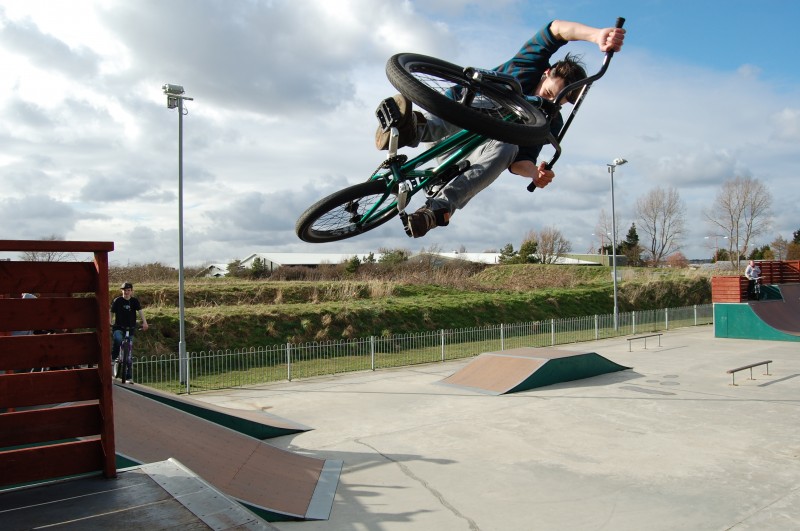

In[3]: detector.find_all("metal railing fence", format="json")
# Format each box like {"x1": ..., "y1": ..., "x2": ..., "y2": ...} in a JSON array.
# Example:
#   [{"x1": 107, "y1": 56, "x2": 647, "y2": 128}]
[{"x1": 135, "y1": 304, "x2": 712, "y2": 394}]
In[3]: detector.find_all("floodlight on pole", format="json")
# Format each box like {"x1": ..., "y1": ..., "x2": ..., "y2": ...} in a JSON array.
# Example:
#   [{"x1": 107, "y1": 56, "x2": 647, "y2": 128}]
[
  {"x1": 705, "y1": 234, "x2": 728, "y2": 262},
  {"x1": 163, "y1": 83, "x2": 193, "y2": 392},
  {"x1": 607, "y1": 158, "x2": 627, "y2": 331}
]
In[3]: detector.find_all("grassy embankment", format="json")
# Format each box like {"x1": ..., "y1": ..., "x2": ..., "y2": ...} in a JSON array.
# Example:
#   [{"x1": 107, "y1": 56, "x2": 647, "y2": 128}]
[{"x1": 122, "y1": 264, "x2": 712, "y2": 356}]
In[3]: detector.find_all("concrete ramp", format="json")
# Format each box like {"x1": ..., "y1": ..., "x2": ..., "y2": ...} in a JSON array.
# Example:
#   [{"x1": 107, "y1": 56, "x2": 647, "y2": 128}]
[
  {"x1": 440, "y1": 347, "x2": 630, "y2": 395},
  {"x1": 113, "y1": 385, "x2": 341, "y2": 522}
]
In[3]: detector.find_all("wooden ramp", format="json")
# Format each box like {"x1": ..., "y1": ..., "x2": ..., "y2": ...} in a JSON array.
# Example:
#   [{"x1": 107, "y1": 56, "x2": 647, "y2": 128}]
[
  {"x1": 715, "y1": 283, "x2": 800, "y2": 342},
  {"x1": 113, "y1": 385, "x2": 341, "y2": 521},
  {"x1": 441, "y1": 347, "x2": 630, "y2": 395},
  {"x1": 749, "y1": 283, "x2": 800, "y2": 337},
  {"x1": 123, "y1": 383, "x2": 312, "y2": 439}
]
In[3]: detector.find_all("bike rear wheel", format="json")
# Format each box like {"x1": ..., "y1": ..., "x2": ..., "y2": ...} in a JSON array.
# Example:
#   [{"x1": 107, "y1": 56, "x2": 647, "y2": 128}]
[
  {"x1": 296, "y1": 179, "x2": 399, "y2": 243},
  {"x1": 386, "y1": 53, "x2": 550, "y2": 145}
]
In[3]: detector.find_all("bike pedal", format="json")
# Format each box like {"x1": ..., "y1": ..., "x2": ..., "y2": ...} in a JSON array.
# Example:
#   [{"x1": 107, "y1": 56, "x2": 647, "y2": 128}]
[{"x1": 376, "y1": 97, "x2": 402, "y2": 132}]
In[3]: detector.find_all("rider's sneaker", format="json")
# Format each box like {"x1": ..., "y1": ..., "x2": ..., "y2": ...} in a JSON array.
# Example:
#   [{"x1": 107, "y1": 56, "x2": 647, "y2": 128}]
[
  {"x1": 404, "y1": 206, "x2": 450, "y2": 238},
  {"x1": 375, "y1": 94, "x2": 423, "y2": 150}
]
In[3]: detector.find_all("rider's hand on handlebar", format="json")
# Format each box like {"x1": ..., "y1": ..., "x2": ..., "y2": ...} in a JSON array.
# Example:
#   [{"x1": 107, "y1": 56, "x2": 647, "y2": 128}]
[
  {"x1": 598, "y1": 27, "x2": 625, "y2": 53},
  {"x1": 533, "y1": 162, "x2": 555, "y2": 189}
]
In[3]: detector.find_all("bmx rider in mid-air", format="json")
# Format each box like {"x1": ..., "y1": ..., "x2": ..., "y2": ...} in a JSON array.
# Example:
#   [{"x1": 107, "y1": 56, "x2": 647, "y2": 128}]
[{"x1": 375, "y1": 19, "x2": 626, "y2": 238}]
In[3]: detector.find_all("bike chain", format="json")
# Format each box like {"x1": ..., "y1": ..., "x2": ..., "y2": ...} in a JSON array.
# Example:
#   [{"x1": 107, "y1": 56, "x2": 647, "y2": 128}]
[{"x1": 370, "y1": 154, "x2": 408, "y2": 177}]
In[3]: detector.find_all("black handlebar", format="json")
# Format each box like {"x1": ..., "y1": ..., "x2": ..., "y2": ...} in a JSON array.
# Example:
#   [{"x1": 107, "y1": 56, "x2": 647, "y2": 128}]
[{"x1": 526, "y1": 17, "x2": 625, "y2": 193}]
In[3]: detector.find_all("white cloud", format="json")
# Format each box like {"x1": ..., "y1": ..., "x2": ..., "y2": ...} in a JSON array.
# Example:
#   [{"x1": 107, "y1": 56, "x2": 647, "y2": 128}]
[{"x1": 0, "y1": 1, "x2": 798, "y2": 265}]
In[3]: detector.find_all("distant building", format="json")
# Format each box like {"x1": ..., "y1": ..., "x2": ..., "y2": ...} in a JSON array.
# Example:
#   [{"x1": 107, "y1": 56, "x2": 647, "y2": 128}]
[
  {"x1": 410, "y1": 252, "x2": 502, "y2": 265},
  {"x1": 205, "y1": 251, "x2": 610, "y2": 277},
  {"x1": 202, "y1": 264, "x2": 229, "y2": 278},
  {"x1": 239, "y1": 252, "x2": 383, "y2": 271}
]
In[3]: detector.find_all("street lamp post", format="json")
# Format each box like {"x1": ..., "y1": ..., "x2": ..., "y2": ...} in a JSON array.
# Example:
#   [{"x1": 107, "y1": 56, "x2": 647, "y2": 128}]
[
  {"x1": 607, "y1": 158, "x2": 627, "y2": 330},
  {"x1": 163, "y1": 84, "x2": 193, "y2": 391},
  {"x1": 705, "y1": 234, "x2": 728, "y2": 262}
]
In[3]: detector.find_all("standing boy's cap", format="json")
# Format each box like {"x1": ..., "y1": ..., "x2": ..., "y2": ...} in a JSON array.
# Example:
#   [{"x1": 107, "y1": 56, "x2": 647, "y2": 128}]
[{"x1": 121, "y1": 282, "x2": 133, "y2": 290}]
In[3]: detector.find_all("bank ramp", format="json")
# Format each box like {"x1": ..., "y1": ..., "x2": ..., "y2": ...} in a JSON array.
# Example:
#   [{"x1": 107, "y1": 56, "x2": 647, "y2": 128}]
[
  {"x1": 113, "y1": 384, "x2": 341, "y2": 521},
  {"x1": 441, "y1": 347, "x2": 630, "y2": 395}
]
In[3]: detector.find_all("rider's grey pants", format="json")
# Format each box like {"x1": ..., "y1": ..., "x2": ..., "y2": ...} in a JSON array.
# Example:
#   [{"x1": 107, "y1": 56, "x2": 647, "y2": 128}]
[{"x1": 412, "y1": 114, "x2": 519, "y2": 215}]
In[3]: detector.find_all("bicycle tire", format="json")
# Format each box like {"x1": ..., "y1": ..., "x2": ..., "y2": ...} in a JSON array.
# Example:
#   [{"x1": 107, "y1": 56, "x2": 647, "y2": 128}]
[
  {"x1": 121, "y1": 340, "x2": 132, "y2": 381},
  {"x1": 386, "y1": 53, "x2": 550, "y2": 145},
  {"x1": 296, "y1": 179, "x2": 399, "y2": 243}
]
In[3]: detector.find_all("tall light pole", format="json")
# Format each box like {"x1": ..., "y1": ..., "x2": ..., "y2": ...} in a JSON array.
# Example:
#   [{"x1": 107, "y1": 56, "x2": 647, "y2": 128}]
[
  {"x1": 607, "y1": 158, "x2": 627, "y2": 330},
  {"x1": 163, "y1": 83, "x2": 193, "y2": 391}
]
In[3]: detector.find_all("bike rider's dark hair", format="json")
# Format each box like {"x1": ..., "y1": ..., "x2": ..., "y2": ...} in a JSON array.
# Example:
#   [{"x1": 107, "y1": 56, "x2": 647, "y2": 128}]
[{"x1": 550, "y1": 52, "x2": 587, "y2": 104}]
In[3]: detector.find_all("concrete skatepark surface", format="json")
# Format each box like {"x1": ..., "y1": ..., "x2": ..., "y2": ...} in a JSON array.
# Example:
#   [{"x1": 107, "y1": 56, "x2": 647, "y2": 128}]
[{"x1": 193, "y1": 326, "x2": 800, "y2": 531}]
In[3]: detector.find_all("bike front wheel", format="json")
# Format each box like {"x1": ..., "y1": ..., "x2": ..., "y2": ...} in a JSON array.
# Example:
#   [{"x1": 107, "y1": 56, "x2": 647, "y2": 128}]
[
  {"x1": 386, "y1": 53, "x2": 550, "y2": 145},
  {"x1": 296, "y1": 179, "x2": 399, "y2": 243}
]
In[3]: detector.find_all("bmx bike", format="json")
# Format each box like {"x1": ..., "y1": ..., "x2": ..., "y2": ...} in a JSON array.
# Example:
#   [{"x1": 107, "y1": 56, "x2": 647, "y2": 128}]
[
  {"x1": 750, "y1": 277, "x2": 762, "y2": 300},
  {"x1": 113, "y1": 326, "x2": 137, "y2": 384},
  {"x1": 296, "y1": 18, "x2": 625, "y2": 243}
]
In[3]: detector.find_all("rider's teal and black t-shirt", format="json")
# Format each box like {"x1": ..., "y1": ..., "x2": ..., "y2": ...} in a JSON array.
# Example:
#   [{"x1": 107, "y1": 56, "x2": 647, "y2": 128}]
[{"x1": 493, "y1": 20, "x2": 566, "y2": 163}]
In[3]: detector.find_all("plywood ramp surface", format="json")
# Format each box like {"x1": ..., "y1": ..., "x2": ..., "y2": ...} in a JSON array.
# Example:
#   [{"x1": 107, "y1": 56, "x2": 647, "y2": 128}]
[
  {"x1": 113, "y1": 385, "x2": 340, "y2": 520},
  {"x1": 125, "y1": 383, "x2": 311, "y2": 438},
  {"x1": 750, "y1": 283, "x2": 800, "y2": 336},
  {"x1": 441, "y1": 347, "x2": 629, "y2": 395}
]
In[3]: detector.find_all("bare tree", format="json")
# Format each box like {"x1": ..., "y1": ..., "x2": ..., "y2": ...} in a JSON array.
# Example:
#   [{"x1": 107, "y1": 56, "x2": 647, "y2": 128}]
[
  {"x1": 635, "y1": 186, "x2": 687, "y2": 266},
  {"x1": 594, "y1": 209, "x2": 618, "y2": 254},
  {"x1": 771, "y1": 236, "x2": 789, "y2": 261},
  {"x1": 19, "y1": 234, "x2": 75, "y2": 262},
  {"x1": 705, "y1": 176, "x2": 772, "y2": 272},
  {"x1": 526, "y1": 227, "x2": 572, "y2": 264}
]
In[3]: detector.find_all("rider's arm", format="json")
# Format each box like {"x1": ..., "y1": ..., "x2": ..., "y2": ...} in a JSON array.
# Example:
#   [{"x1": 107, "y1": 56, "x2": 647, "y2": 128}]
[
  {"x1": 509, "y1": 160, "x2": 555, "y2": 189},
  {"x1": 549, "y1": 20, "x2": 625, "y2": 52},
  {"x1": 138, "y1": 310, "x2": 149, "y2": 331}
]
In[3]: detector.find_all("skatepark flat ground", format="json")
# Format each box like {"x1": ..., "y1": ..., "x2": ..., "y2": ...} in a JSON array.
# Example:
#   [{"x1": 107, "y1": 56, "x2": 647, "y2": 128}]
[{"x1": 194, "y1": 325, "x2": 800, "y2": 531}]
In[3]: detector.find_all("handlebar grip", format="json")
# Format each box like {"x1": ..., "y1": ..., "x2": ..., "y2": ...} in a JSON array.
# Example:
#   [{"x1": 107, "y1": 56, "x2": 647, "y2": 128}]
[
  {"x1": 615, "y1": 17, "x2": 625, "y2": 28},
  {"x1": 527, "y1": 181, "x2": 536, "y2": 192}
]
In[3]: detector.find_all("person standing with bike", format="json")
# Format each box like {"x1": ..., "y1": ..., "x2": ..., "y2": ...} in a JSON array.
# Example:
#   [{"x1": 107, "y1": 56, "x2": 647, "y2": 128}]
[
  {"x1": 744, "y1": 260, "x2": 762, "y2": 300},
  {"x1": 376, "y1": 19, "x2": 625, "y2": 237},
  {"x1": 111, "y1": 282, "x2": 149, "y2": 382}
]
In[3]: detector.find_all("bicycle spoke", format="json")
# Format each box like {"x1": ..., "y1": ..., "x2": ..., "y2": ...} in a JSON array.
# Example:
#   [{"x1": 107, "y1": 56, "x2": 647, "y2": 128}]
[
  {"x1": 409, "y1": 69, "x2": 528, "y2": 123},
  {"x1": 310, "y1": 191, "x2": 392, "y2": 232}
]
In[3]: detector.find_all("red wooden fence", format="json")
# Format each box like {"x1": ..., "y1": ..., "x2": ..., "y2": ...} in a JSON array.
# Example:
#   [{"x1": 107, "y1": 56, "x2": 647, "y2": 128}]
[
  {"x1": 711, "y1": 260, "x2": 800, "y2": 303},
  {"x1": 0, "y1": 239, "x2": 116, "y2": 486}
]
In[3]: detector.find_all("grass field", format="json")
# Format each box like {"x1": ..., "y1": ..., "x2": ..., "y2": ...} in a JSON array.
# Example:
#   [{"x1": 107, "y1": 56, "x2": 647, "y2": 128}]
[{"x1": 116, "y1": 263, "x2": 713, "y2": 365}]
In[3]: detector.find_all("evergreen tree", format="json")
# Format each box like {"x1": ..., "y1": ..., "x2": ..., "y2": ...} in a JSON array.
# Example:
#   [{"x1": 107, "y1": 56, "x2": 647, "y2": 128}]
[
  {"x1": 227, "y1": 260, "x2": 246, "y2": 277},
  {"x1": 622, "y1": 223, "x2": 639, "y2": 251},
  {"x1": 498, "y1": 243, "x2": 518, "y2": 264},
  {"x1": 249, "y1": 257, "x2": 270, "y2": 279},
  {"x1": 518, "y1": 239, "x2": 540, "y2": 263},
  {"x1": 344, "y1": 255, "x2": 361, "y2": 275},
  {"x1": 620, "y1": 223, "x2": 643, "y2": 266}
]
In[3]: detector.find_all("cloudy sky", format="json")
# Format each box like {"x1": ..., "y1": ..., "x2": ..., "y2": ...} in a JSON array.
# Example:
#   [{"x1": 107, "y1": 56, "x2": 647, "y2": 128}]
[{"x1": 1, "y1": 0, "x2": 798, "y2": 267}]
